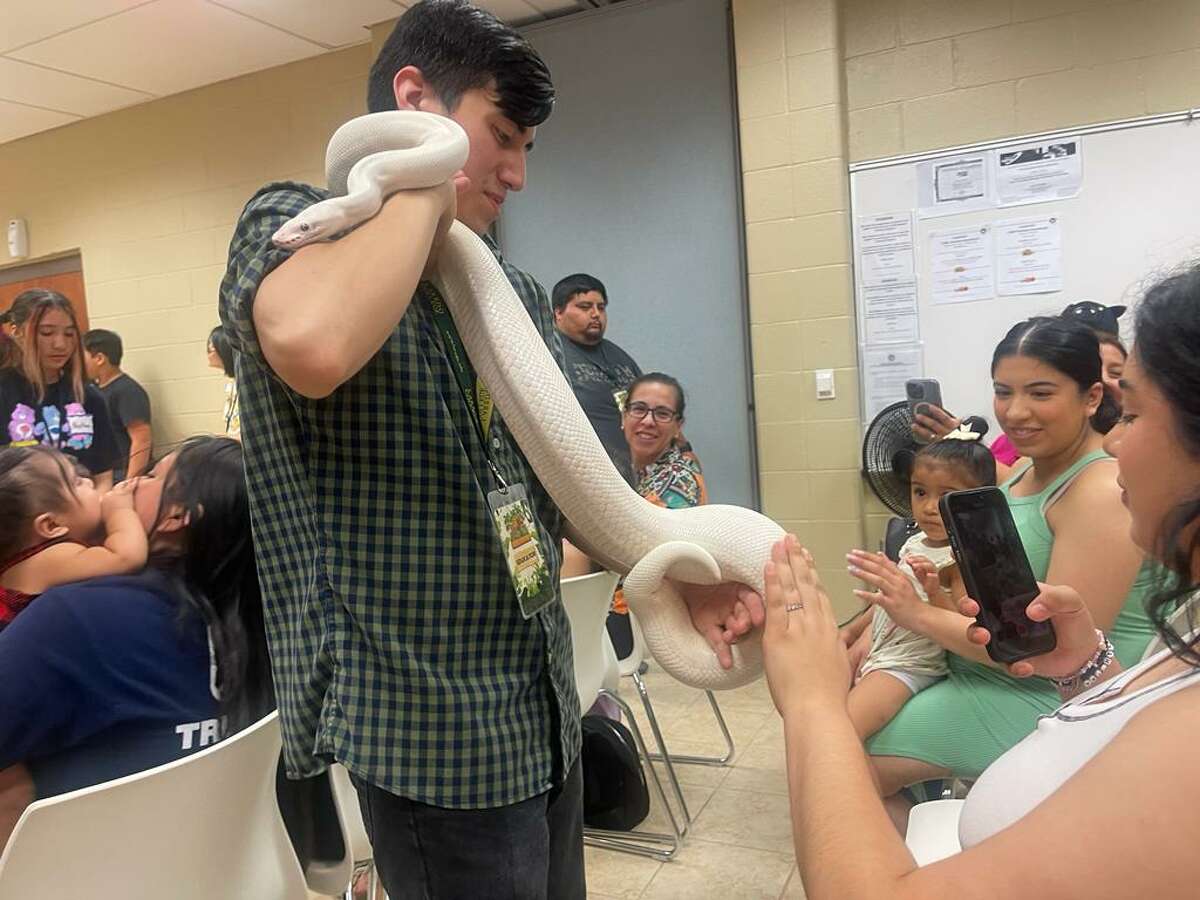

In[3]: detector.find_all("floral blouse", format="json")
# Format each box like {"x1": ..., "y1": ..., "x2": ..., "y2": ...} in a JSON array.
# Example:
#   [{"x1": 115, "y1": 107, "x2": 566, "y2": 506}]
[{"x1": 636, "y1": 440, "x2": 708, "y2": 510}]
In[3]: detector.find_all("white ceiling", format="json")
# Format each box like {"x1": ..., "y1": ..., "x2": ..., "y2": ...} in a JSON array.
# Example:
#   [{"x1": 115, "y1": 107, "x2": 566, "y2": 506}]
[{"x1": 0, "y1": 0, "x2": 583, "y2": 145}]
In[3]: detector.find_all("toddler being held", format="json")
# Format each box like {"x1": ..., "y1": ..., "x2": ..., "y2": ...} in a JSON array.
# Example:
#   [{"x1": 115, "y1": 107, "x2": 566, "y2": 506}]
[{"x1": 0, "y1": 446, "x2": 148, "y2": 631}]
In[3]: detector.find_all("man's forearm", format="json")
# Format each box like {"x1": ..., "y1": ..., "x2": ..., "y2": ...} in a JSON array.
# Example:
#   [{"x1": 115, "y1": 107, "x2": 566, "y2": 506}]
[
  {"x1": 126, "y1": 424, "x2": 151, "y2": 478},
  {"x1": 254, "y1": 187, "x2": 448, "y2": 398}
]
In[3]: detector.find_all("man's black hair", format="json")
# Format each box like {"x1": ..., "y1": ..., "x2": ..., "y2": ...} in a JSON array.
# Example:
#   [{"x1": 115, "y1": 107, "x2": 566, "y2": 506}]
[
  {"x1": 84, "y1": 328, "x2": 124, "y2": 367},
  {"x1": 552, "y1": 273, "x2": 608, "y2": 312},
  {"x1": 368, "y1": 0, "x2": 555, "y2": 128}
]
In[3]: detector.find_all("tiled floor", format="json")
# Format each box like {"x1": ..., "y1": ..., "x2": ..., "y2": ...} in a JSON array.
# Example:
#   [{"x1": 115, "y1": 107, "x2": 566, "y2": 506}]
[
  {"x1": 585, "y1": 662, "x2": 805, "y2": 900},
  {"x1": 310, "y1": 662, "x2": 805, "y2": 900}
]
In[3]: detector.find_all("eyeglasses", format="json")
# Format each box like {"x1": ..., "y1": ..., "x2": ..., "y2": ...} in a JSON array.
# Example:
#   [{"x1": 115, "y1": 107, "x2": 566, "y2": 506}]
[{"x1": 625, "y1": 401, "x2": 679, "y2": 423}]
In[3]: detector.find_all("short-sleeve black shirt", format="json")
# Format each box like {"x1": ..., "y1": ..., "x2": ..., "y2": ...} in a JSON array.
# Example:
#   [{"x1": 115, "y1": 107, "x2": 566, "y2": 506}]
[
  {"x1": 98, "y1": 373, "x2": 152, "y2": 481},
  {"x1": 0, "y1": 368, "x2": 117, "y2": 476},
  {"x1": 560, "y1": 337, "x2": 641, "y2": 483}
]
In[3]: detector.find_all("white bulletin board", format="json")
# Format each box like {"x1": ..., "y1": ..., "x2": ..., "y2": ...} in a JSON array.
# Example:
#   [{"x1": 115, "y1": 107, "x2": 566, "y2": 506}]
[{"x1": 849, "y1": 110, "x2": 1200, "y2": 435}]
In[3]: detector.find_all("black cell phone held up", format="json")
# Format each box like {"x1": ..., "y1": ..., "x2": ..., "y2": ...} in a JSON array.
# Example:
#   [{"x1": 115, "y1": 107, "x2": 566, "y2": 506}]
[{"x1": 939, "y1": 487, "x2": 1057, "y2": 664}]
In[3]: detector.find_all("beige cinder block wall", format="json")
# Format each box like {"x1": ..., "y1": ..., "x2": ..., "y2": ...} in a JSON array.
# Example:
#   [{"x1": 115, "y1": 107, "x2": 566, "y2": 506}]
[
  {"x1": 0, "y1": 45, "x2": 371, "y2": 445},
  {"x1": 731, "y1": 0, "x2": 1200, "y2": 607},
  {"x1": 730, "y1": 0, "x2": 864, "y2": 615}
]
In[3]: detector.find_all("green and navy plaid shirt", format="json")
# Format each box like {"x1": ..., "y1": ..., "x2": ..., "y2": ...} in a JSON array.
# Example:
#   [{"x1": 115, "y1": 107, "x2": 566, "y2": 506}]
[{"x1": 219, "y1": 182, "x2": 580, "y2": 809}]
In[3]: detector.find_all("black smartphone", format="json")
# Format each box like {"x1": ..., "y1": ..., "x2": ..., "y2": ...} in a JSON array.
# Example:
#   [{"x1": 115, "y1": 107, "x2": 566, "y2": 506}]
[
  {"x1": 906, "y1": 378, "x2": 944, "y2": 434},
  {"x1": 939, "y1": 487, "x2": 1056, "y2": 664}
]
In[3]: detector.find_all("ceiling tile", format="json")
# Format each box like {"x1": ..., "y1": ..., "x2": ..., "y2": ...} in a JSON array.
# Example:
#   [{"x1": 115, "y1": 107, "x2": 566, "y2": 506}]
[
  {"x1": 208, "y1": 0, "x2": 410, "y2": 48},
  {"x1": 0, "y1": 0, "x2": 151, "y2": 53},
  {"x1": 524, "y1": 0, "x2": 581, "y2": 14},
  {"x1": 0, "y1": 58, "x2": 153, "y2": 116},
  {"x1": 474, "y1": 0, "x2": 546, "y2": 24},
  {"x1": 0, "y1": 98, "x2": 80, "y2": 144},
  {"x1": 10, "y1": 0, "x2": 327, "y2": 97}
]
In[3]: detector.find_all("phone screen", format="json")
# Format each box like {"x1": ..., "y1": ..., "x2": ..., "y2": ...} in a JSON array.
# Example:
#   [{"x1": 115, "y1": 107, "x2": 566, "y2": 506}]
[{"x1": 942, "y1": 488, "x2": 1056, "y2": 662}]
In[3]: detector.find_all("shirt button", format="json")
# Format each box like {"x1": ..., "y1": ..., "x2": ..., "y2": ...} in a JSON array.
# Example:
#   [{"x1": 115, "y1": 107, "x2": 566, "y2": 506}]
[{"x1": 492, "y1": 437, "x2": 502, "y2": 450}]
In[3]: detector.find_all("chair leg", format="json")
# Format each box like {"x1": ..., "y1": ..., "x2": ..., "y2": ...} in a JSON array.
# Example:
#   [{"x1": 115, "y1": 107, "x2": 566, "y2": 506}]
[
  {"x1": 644, "y1": 689, "x2": 735, "y2": 768},
  {"x1": 628, "y1": 670, "x2": 693, "y2": 829},
  {"x1": 585, "y1": 689, "x2": 684, "y2": 861}
]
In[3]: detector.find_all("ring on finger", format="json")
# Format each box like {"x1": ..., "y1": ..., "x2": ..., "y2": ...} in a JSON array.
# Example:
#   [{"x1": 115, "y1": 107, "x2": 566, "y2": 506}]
[{"x1": 785, "y1": 602, "x2": 804, "y2": 612}]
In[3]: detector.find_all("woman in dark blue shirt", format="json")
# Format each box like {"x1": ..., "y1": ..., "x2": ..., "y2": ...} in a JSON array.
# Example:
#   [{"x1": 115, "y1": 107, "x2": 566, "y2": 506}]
[{"x1": 0, "y1": 436, "x2": 271, "y2": 847}]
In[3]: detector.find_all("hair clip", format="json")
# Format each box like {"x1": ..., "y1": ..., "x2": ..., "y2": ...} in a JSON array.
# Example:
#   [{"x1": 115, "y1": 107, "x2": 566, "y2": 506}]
[{"x1": 942, "y1": 423, "x2": 985, "y2": 443}]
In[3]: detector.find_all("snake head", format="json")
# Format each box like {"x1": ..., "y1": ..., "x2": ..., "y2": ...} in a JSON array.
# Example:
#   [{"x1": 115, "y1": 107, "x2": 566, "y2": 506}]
[{"x1": 271, "y1": 210, "x2": 335, "y2": 248}]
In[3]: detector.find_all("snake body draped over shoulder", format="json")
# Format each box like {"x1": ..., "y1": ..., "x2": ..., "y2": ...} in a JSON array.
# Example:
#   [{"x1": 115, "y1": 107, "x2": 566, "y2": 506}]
[{"x1": 274, "y1": 111, "x2": 787, "y2": 689}]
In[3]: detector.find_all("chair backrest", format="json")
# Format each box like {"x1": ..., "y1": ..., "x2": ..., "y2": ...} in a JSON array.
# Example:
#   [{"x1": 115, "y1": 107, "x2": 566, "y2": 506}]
[
  {"x1": 0, "y1": 712, "x2": 308, "y2": 900},
  {"x1": 562, "y1": 570, "x2": 622, "y2": 714}
]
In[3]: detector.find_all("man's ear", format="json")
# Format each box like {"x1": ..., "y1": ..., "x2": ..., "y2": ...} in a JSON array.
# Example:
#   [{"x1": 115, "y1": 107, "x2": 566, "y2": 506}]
[
  {"x1": 393, "y1": 65, "x2": 446, "y2": 114},
  {"x1": 553, "y1": 307, "x2": 564, "y2": 324},
  {"x1": 31, "y1": 512, "x2": 69, "y2": 541}
]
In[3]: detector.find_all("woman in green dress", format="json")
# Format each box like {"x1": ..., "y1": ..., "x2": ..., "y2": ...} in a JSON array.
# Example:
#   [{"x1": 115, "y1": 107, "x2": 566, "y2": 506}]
[{"x1": 847, "y1": 316, "x2": 1158, "y2": 822}]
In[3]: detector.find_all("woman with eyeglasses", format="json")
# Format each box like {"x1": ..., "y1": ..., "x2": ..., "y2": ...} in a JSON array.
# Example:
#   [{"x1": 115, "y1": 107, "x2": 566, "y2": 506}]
[{"x1": 621, "y1": 372, "x2": 706, "y2": 509}]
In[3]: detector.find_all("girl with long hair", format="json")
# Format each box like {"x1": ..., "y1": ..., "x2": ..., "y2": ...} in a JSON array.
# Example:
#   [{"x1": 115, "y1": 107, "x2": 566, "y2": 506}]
[{"x1": 0, "y1": 290, "x2": 116, "y2": 489}]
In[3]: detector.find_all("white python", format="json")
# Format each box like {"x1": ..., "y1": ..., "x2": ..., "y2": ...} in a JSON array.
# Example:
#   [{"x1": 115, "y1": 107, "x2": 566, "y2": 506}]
[{"x1": 273, "y1": 112, "x2": 787, "y2": 689}]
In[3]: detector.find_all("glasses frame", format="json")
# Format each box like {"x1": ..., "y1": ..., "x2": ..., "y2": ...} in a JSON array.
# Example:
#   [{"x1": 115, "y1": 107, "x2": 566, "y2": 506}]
[{"x1": 624, "y1": 401, "x2": 680, "y2": 424}]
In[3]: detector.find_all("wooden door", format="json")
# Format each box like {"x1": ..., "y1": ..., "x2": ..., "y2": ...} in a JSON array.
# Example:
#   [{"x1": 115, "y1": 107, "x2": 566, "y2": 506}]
[{"x1": 0, "y1": 270, "x2": 89, "y2": 332}]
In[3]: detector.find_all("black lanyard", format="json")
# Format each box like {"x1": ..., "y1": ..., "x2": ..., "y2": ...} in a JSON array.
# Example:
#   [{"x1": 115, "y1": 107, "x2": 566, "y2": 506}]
[{"x1": 423, "y1": 287, "x2": 505, "y2": 488}]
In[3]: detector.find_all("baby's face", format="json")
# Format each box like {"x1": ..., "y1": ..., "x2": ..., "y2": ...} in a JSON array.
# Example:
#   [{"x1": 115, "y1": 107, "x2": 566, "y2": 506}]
[{"x1": 909, "y1": 461, "x2": 980, "y2": 542}]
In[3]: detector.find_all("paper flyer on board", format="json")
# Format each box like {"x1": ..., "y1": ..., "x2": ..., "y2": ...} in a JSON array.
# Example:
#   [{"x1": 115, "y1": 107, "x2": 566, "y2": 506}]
[
  {"x1": 996, "y1": 215, "x2": 1064, "y2": 295},
  {"x1": 916, "y1": 154, "x2": 992, "y2": 218},
  {"x1": 857, "y1": 212, "x2": 916, "y2": 287},
  {"x1": 862, "y1": 282, "x2": 919, "y2": 344},
  {"x1": 994, "y1": 137, "x2": 1082, "y2": 206},
  {"x1": 929, "y1": 224, "x2": 995, "y2": 304},
  {"x1": 863, "y1": 344, "x2": 923, "y2": 419}
]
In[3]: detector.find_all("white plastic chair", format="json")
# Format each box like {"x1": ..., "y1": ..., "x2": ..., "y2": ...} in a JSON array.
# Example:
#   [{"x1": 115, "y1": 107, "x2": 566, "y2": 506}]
[
  {"x1": 562, "y1": 570, "x2": 686, "y2": 861},
  {"x1": 0, "y1": 711, "x2": 309, "y2": 900},
  {"x1": 904, "y1": 798, "x2": 965, "y2": 866}
]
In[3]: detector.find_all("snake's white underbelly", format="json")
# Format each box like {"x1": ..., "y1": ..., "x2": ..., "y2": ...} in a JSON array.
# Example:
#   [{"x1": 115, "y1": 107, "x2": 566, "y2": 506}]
[{"x1": 274, "y1": 111, "x2": 786, "y2": 690}]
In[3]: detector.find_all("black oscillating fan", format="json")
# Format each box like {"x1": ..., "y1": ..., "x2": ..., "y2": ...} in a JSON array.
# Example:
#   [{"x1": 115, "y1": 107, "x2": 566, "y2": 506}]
[{"x1": 861, "y1": 400, "x2": 920, "y2": 518}]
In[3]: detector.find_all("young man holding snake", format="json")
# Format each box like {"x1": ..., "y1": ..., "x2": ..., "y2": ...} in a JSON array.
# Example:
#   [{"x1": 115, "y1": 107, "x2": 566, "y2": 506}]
[{"x1": 219, "y1": 2, "x2": 762, "y2": 895}]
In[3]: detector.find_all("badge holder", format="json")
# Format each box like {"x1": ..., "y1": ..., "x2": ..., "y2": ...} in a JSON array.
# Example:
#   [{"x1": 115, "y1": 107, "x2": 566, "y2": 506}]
[{"x1": 488, "y1": 479, "x2": 555, "y2": 619}]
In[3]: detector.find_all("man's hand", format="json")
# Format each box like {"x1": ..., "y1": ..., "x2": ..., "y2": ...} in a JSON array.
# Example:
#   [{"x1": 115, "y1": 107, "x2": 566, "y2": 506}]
[{"x1": 674, "y1": 580, "x2": 765, "y2": 669}]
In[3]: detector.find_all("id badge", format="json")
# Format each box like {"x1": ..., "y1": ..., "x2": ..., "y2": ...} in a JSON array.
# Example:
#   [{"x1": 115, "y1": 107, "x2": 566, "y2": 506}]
[{"x1": 488, "y1": 483, "x2": 555, "y2": 619}]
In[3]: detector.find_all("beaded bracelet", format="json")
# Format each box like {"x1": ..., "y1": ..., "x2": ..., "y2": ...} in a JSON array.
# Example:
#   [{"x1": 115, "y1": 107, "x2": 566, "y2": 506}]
[{"x1": 1048, "y1": 629, "x2": 1116, "y2": 692}]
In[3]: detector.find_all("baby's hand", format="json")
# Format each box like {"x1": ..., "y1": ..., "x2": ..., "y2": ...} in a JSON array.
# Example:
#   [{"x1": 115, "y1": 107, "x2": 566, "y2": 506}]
[{"x1": 101, "y1": 479, "x2": 137, "y2": 515}]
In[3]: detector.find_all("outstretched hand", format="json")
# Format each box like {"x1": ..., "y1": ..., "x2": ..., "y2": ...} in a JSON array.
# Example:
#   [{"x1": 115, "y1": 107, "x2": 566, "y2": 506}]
[
  {"x1": 762, "y1": 535, "x2": 850, "y2": 717},
  {"x1": 676, "y1": 580, "x2": 764, "y2": 670},
  {"x1": 846, "y1": 549, "x2": 930, "y2": 633}
]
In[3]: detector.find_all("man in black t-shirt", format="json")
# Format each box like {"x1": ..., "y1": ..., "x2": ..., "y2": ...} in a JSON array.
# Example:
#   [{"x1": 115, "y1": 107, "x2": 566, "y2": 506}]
[
  {"x1": 83, "y1": 330, "x2": 152, "y2": 482},
  {"x1": 552, "y1": 273, "x2": 642, "y2": 484}
]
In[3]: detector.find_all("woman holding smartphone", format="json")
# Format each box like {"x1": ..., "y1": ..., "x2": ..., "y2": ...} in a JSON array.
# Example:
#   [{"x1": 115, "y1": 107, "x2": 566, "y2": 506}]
[
  {"x1": 762, "y1": 262, "x2": 1200, "y2": 898},
  {"x1": 842, "y1": 316, "x2": 1158, "y2": 825}
]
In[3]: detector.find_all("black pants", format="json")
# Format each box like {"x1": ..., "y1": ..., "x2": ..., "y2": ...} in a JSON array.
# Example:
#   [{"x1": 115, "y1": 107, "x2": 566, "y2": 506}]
[{"x1": 350, "y1": 759, "x2": 586, "y2": 900}]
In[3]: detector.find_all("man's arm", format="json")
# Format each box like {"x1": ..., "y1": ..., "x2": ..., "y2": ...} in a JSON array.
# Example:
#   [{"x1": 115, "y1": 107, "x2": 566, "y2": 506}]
[
  {"x1": 252, "y1": 184, "x2": 455, "y2": 399},
  {"x1": 125, "y1": 421, "x2": 152, "y2": 478}
]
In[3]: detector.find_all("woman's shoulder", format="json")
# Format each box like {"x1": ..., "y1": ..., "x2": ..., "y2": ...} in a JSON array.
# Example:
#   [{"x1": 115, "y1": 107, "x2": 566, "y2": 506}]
[
  {"x1": 37, "y1": 572, "x2": 179, "y2": 619},
  {"x1": 1051, "y1": 453, "x2": 1121, "y2": 510}
]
